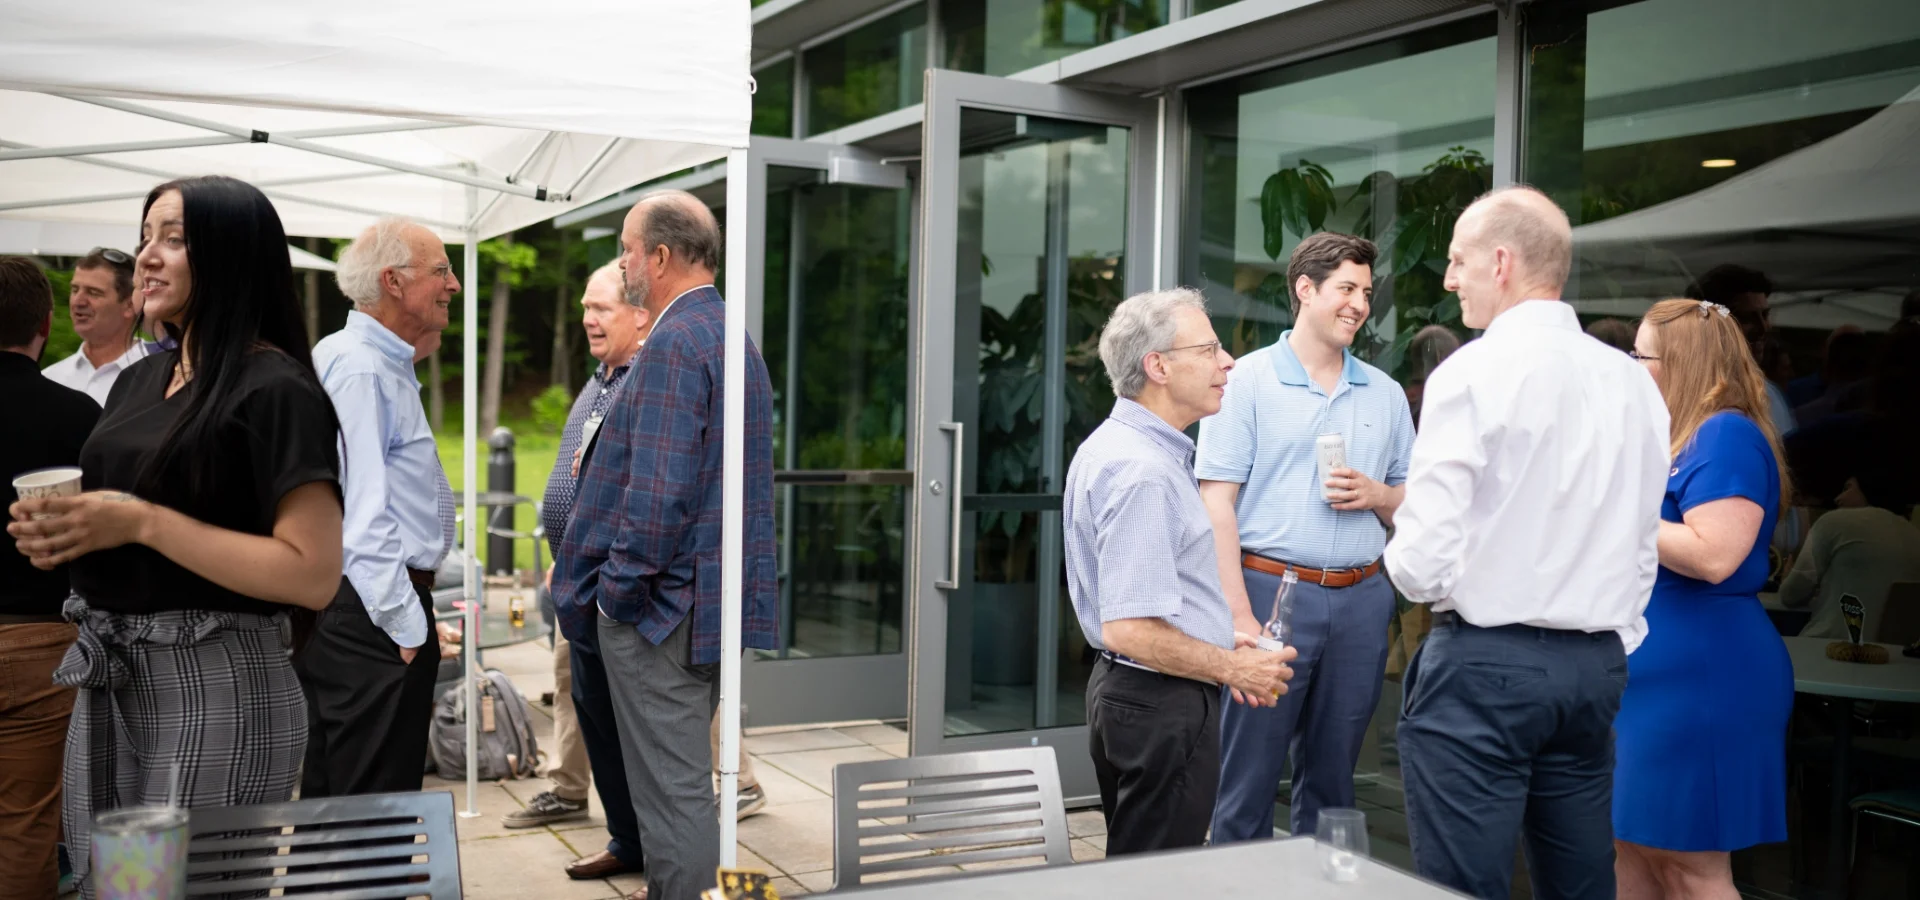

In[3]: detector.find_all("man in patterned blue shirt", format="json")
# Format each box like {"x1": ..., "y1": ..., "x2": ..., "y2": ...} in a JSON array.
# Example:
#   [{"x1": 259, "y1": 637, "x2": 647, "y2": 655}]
[
  {"x1": 1198, "y1": 232, "x2": 1416, "y2": 843},
  {"x1": 1065, "y1": 287, "x2": 1295, "y2": 856},
  {"x1": 554, "y1": 191, "x2": 778, "y2": 900}
]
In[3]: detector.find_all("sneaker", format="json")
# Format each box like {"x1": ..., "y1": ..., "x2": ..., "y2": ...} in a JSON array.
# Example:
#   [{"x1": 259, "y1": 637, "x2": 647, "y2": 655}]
[
  {"x1": 502, "y1": 791, "x2": 589, "y2": 829},
  {"x1": 735, "y1": 784, "x2": 767, "y2": 820}
]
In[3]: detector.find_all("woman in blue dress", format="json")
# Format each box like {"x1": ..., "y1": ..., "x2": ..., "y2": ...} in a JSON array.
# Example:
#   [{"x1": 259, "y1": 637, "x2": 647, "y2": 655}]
[{"x1": 1614, "y1": 298, "x2": 1795, "y2": 899}]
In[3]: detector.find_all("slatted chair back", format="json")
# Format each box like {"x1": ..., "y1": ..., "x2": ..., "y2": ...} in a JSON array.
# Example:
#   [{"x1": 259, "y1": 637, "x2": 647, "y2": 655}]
[
  {"x1": 831, "y1": 746, "x2": 1071, "y2": 890},
  {"x1": 183, "y1": 790, "x2": 461, "y2": 899}
]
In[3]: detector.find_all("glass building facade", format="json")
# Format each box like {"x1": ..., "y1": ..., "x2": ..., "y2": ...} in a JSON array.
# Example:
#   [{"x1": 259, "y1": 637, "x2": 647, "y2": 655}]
[{"x1": 573, "y1": 1, "x2": 1920, "y2": 893}]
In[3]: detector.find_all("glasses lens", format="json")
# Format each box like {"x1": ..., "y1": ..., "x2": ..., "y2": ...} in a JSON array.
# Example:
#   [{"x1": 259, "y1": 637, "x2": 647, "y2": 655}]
[{"x1": 92, "y1": 247, "x2": 131, "y2": 264}]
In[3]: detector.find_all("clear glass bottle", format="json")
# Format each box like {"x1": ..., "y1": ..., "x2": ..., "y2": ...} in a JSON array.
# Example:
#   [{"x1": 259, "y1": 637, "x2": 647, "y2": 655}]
[{"x1": 1257, "y1": 569, "x2": 1298, "y2": 652}]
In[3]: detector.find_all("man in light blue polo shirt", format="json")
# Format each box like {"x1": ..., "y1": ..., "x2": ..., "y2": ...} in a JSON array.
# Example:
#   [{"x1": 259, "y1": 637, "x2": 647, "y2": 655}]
[{"x1": 1197, "y1": 232, "x2": 1415, "y2": 842}]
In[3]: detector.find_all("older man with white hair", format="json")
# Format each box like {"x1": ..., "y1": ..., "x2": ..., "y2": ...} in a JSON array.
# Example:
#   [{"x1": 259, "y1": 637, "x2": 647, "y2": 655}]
[{"x1": 297, "y1": 216, "x2": 461, "y2": 797}]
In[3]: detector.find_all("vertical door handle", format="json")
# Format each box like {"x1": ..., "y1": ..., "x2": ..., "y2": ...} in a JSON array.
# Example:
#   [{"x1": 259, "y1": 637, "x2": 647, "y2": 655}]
[{"x1": 935, "y1": 422, "x2": 963, "y2": 590}]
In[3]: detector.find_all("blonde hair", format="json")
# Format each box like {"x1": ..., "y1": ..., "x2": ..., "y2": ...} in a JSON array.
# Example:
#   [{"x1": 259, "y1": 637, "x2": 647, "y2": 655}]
[{"x1": 1642, "y1": 298, "x2": 1791, "y2": 509}]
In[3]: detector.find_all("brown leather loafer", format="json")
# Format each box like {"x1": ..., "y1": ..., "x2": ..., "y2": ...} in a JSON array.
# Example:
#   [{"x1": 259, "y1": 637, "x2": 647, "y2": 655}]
[{"x1": 566, "y1": 850, "x2": 635, "y2": 880}]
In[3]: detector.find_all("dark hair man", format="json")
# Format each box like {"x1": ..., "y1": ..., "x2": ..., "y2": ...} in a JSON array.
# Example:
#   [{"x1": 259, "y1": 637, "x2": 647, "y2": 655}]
[
  {"x1": 1687, "y1": 264, "x2": 1796, "y2": 437},
  {"x1": 0, "y1": 256, "x2": 100, "y2": 900},
  {"x1": 1196, "y1": 232, "x2": 1416, "y2": 844},
  {"x1": 41, "y1": 248, "x2": 147, "y2": 405}
]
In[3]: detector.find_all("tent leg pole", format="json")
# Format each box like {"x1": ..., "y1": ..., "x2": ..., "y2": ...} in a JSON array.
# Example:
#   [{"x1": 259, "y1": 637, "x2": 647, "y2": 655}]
[
  {"x1": 461, "y1": 215, "x2": 482, "y2": 819},
  {"x1": 718, "y1": 146, "x2": 750, "y2": 869}
]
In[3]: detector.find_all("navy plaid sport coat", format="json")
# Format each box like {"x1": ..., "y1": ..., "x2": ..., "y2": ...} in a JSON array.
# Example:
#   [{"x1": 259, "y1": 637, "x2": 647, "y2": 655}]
[{"x1": 553, "y1": 285, "x2": 778, "y2": 663}]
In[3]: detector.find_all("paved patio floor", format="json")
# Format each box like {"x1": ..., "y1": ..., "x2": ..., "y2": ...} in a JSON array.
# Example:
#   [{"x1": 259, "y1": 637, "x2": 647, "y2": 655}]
[{"x1": 440, "y1": 639, "x2": 1109, "y2": 899}]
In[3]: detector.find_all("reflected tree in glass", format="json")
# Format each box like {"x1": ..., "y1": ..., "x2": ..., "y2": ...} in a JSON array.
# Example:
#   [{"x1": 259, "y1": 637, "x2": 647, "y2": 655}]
[{"x1": 1249, "y1": 146, "x2": 1491, "y2": 380}]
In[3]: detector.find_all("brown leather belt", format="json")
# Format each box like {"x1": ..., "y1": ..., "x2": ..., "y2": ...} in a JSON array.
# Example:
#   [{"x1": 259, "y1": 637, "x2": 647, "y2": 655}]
[
  {"x1": 1240, "y1": 552, "x2": 1381, "y2": 589},
  {"x1": 407, "y1": 567, "x2": 437, "y2": 590}
]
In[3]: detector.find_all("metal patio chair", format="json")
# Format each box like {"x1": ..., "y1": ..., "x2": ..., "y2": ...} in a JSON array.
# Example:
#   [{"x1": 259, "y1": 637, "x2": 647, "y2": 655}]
[
  {"x1": 831, "y1": 746, "x2": 1071, "y2": 891},
  {"x1": 183, "y1": 790, "x2": 461, "y2": 899}
]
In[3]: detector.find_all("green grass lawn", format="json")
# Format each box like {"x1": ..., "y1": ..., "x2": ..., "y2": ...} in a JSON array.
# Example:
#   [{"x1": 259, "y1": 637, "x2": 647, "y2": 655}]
[{"x1": 436, "y1": 422, "x2": 560, "y2": 574}]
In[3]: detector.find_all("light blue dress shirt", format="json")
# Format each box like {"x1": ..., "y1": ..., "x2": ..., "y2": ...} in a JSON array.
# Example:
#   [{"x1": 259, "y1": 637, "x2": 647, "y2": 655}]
[
  {"x1": 313, "y1": 311, "x2": 451, "y2": 648},
  {"x1": 1195, "y1": 331, "x2": 1415, "y2": 570},
  {"x1": 1064, "y1": 398, "x2": 1236, "y2": 656}
]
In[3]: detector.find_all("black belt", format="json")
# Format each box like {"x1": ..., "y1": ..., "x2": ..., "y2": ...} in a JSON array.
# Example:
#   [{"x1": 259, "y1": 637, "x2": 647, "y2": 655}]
[
  {"x1": 1099, "y1": 650, "x2": 1154, "y2": 671},
  {"x1": 1434, "y1": 609, "x2": 1610, "y2": 640},
  {"x1": 406, "y1": 568, "x2": 436, "y2": 590},
  {"x1": 0, "y1": 612, "x2": 67, "y2": 625}
]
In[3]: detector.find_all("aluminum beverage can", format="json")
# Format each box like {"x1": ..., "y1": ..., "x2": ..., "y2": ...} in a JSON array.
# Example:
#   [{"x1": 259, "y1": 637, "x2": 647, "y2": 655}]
[{"x1": 1316, "y1": 433, "x2": 1347, "y2": 500}]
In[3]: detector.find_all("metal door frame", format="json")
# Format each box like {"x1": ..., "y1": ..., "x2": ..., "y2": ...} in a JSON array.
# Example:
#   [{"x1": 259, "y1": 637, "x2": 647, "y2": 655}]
[
  {"x1": 740, "y1": 135, "x2": 916, "y2": 727},
  {"x1": 906, "y1": 69, "x2": 1157, "y2": 804}
]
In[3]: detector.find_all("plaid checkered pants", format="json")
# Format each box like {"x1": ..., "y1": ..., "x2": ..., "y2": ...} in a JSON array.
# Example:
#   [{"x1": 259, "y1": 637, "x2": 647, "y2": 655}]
[{"x1": 55, "y1": 597, "x2": 306, "y2": 897}]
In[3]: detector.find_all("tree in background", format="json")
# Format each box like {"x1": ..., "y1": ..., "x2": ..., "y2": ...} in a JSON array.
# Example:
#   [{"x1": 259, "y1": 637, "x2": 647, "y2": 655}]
[{"x1": 477, "y1": 233, "x2": 538, "y2": 436}]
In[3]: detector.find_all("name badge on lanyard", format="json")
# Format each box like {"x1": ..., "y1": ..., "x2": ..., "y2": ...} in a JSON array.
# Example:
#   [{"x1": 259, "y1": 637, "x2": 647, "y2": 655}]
[{"x1": 572, "y1": 411, "x2": 604, "y2": 478}]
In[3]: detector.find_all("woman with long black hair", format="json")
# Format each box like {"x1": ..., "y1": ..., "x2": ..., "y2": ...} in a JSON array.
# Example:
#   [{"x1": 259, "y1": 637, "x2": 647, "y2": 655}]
[{"x1": 7, "y1": 176, "x2": 343, "y2": 894}]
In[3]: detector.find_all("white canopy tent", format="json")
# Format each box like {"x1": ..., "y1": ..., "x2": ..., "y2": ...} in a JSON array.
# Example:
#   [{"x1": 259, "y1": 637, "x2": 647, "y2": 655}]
[
  {"x1": 2, "y1": 0, "x2": 758, "y2": 863},
  {"x1": 1571, "y1": 86, "x2": 1920, "y2": 329},
  {"x1": 0, "y1": 218, "x2": 336, "y2": 270}
]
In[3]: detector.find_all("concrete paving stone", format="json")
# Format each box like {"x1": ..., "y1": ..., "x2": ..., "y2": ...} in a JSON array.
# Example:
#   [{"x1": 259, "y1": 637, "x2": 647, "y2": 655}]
[
  {"x1": 481, "y1": 639, "x2": 553, "y2": 679},
  {"x1": 758, "y1": 745, "x2": 895, "y2": 795},
  {"x1": 1070, "y1": 838, "x2": 1105, "y2": 864},
  {"x1": 1081, "y1": 833, "x2": 1106, "y2": 851},
  {"x1": 551, "y1": 825, "x2": 617, "y2": 864},
  {"x1": 742, "y1": 755, "x2": 830, "y2": 807},
  {"x1": 835, "y1": 723, "x2": 908, "y2": 746},
  {"x1": 874, "y1": 742, "x2": 908, "y2": 758},
  {"x1": 1065, "y1": 809, "x2": 1107, "y2": 838},
  {"x1": 771, "y1": 875, "x2": 809, "y2": 897},
  {"x1": 458, "y1": 831, "x2": 622, "y2": 900},
  {"x1": 735, "y1": 798, "x2": 835, "y2": 876},
  {"x1": 430, "y1": 783, "x2": 528, "y2": 841},
  {"x1": 745, "y1": 728, "x2": 867, "y2": 755},
  {"x1": 789, "y1": 869, "x2": 836, "y2": 893}
]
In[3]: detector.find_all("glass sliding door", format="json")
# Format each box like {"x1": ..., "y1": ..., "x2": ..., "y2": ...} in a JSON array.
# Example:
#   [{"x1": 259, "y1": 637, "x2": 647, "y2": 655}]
[{"x1": 909, "y1": 70, "x2": 1155, "y2": 803}]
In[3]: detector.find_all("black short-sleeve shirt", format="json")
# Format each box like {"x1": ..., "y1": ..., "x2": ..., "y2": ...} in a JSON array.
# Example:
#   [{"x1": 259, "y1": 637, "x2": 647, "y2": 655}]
[{"x1": 69, "y1": 349, "x2": 341, "y2": 616}]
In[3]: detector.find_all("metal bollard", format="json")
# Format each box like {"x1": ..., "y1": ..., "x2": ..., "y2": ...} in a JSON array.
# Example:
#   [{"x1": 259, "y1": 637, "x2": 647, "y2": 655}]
[{"x1": 487, "y1": 427, "x2": 515, "y2": 576}]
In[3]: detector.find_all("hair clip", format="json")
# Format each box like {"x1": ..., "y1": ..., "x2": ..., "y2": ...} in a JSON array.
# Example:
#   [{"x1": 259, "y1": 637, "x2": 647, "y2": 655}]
[{"x1": 1699, "y1": 300, "x2": 1730, "y2": 319}]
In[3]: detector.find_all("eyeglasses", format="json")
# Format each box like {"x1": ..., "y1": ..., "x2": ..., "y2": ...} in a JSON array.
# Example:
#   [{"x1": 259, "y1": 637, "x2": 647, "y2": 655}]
[
  {"x1": 1159, "y1": 340, "x2": 1222, "y2": 358},
  {"x1": 397, "y1": 263, "x2": 455, "y2": 279},
  {"x1": 90, "y1": 247, "x2": 132, "y2": 265},
  {"x1": 1629, "y1": 351, "x2": 1660, "y2": 362}
]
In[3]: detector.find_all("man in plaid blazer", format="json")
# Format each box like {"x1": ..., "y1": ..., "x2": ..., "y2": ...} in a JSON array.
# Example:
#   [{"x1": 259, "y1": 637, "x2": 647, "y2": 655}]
[{"x1": 553, "y1": 190, "x2": 778, "y2": 900}]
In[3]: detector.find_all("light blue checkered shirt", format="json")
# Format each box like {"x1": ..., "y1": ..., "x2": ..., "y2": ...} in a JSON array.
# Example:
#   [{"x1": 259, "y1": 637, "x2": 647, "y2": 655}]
[
  {"x1": 1195, "y1": 331, "x2": 1415, "y2": 570},
  {"x1": 1064, "y1": 398, "x2": 1236, "y2": 655}
]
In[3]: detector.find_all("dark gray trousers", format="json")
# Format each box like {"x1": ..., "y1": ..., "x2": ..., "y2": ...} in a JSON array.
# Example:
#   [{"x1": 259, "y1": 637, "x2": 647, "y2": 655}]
[
  {"x1": 598, "y1": 612, "x2": 718, "y2": 900},
  {"x1": 1398, "y1": 612, "x2": 1628, "y2": 900}
]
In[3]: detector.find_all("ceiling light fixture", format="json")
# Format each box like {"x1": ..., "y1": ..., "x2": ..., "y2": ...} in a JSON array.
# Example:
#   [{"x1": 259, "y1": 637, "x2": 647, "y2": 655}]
[{"x1": 1700, "y1": 158, "x2": 1737, "y2": 168}]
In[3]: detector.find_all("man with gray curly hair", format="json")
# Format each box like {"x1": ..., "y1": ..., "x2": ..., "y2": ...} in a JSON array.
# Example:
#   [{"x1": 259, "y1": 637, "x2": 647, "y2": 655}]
[
  {"x1": 299, "y1": 216, "x2": 461, "y2": 797},
  {"x1": 1063, "y1": 286, "x2": 1295, "y2": 855}
]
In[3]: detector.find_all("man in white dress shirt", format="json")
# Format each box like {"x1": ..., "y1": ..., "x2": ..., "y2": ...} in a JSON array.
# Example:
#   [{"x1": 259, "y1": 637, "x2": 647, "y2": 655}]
[
  {"x1": 298, "y1": 216, "x2": 460, "y2": 797},
  {"x1": 1385, "y1": 186, "x2": 1669, "y2": 900},
  {"x1": 40, "y1": 248, "x2": 146, "y2": 405}
]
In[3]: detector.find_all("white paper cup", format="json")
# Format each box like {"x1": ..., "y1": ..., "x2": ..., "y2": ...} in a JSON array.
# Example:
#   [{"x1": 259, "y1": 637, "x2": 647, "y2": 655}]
[{"x1": 12, "y1": 467, "x2": 83, "y2": 519}]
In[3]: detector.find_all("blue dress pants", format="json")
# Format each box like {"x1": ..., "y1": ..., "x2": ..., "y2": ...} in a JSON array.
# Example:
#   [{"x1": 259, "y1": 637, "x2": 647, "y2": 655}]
[
  {"x1": 1211, "y1": 568, "x2": 1395, "y2": 842},
  {"x1": 1398, "y1": 612, "x2": 1627, "y2": 900}
]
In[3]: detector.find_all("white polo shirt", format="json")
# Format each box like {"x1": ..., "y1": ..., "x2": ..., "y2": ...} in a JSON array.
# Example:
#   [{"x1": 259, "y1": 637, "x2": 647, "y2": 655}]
[{"x1": 41, "y1": 342, "x2": 149, "y2": 406}]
